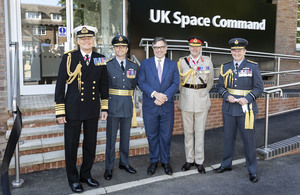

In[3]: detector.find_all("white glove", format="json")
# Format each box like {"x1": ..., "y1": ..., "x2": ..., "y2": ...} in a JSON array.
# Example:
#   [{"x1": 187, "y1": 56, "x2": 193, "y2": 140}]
[{"x1": 242, "y1": 104, "x2": 248, "y2": 113}]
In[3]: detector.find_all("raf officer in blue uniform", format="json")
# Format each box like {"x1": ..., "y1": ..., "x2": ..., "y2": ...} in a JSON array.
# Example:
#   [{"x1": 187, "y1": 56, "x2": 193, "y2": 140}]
[
  {"x1": 55, "y1": 26, "x2": 109, "y2": 193},
  {"x1": 104, "y1": 35, "x2": 138, "y2": 180},
  {"x1": 214, "y1": 38, "x2": 264, "y2": 183}
]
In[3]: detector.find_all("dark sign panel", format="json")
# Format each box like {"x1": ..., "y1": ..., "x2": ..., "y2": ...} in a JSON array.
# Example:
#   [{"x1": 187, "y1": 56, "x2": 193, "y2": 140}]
[{"x1": 128, "y1": 0, "x2": 276, "y2": 53}]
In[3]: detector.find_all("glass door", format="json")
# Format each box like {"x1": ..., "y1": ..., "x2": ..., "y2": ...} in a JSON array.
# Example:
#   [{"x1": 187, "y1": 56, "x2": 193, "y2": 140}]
[{"x1": 15, "y1": 0, "x2": 124, "y2": 95}]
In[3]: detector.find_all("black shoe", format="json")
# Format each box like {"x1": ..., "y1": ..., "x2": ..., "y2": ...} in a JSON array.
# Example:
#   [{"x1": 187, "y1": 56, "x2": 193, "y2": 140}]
[
  {"x1": 162, "y1": 163, "x2": 173, "y2": 175},
  {"x1": 70, "y1": 182, "x2": 84, "y2": 193},
  {"x1": 213, "y1": 166, "x2": 232, "y2": 173},
  {"x1": 195, "y1": 164, "x2": 206, "y2": 174},
  {"x1": 147, "y1": 162, "x2": 158, "y2": 175},
  {"x1": 80, "y1": 177, "x2": 99, "y2": 187},
  {"x1": 104, "y1": 169, "x2": 113, "y2": 180},
  {"x1": 181, "y1": 162, "x2": 194, "y2": 171},
  {"x1": 119, "y1": 164, "x2": 137, "y2": 174},
  {"x1": 249, "y1": 173, "x2": 259, "y2": 183}
]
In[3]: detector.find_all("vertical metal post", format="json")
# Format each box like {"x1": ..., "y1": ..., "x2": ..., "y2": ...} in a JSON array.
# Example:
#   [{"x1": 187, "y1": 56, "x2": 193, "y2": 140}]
[
  {"x1": 264, "y1": 93, "x2": 270, "y2": 150},
  {"x1": 146, "y1": 41, "x2": 149, "y2": 59},
  {"x1": 170, "y1": 50, "x2": 173, "y2": 60},
  {"x1": 11, "y1": 42, "x2": 24, "y2": 187},
  {"x1": 277, "y1": 57, "x2": 281, "y2": 86}
]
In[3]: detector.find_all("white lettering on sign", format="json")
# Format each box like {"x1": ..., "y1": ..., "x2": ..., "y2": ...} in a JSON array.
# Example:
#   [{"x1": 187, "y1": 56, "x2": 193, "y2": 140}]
[{"x1": 149, "y1": 9, "x2": 266, "y2": 30}]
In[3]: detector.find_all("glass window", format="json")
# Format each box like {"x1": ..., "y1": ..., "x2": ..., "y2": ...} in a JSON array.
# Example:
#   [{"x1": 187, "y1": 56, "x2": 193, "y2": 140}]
[
  {"x1": 33, "y1": 26, "x2": 46, "y2": 35},
  {"x1": 51, "y1": 13, "x2": 62, "y2": 21},
  {"x1": 26, "y1": 12, "x2": 41, "y2": 20}
]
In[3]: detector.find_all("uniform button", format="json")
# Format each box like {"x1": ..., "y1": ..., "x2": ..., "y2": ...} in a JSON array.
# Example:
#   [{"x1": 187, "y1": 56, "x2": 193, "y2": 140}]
[
  {"x1": 123, "y1": 73, "x2": 125, "y2": 75},
  {"x1": 81, "y1": 81, "x2": 84, "y2": 84},
  {"x1": 234, "y1": 85, "x2": 237, "y2": 87},
  {"x1": 123, "y1": 79, "x2": 125, "y2": 81},
  {"x1": 92, "y1": 86, "x2": 95, "y2": 89},
  {"x1": 113, "y1": 77, "x2": 115, "y2": 79},
  {"x1": 92, "y1": 97, "x2": 95, "y2": 100},
  {"x1": 81, "y1": 93, "x2": 84, "y2": 96},
  {"x1": 81, "y1": 98, "x2": 84, "y2": 101},
  {"x1": 81, "y1": 87, "x2": 84, "y2": 90},
  {"x1": 93, "y1": 81, "x2": 96, "y2": 84},
  {"x1": 123, "y1": 86, "x2": 125, "y2": 88},
  {"x1": 92, "y1": 92, "x2": 95, "y2": 95},
  {"x1": 235, "y1": 78, "x2": 237, "y2": 81}
]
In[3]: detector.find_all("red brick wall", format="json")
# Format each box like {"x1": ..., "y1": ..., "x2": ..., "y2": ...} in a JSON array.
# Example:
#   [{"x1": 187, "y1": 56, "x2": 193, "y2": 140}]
[{"x1": 0, "y1": 0, "x2": 9, "y2": 160}]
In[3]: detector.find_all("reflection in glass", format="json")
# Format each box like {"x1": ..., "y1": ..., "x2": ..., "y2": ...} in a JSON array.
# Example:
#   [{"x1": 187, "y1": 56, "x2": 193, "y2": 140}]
[{"x1": 21, "y1": 1, "x2": 66, "y2": 85}]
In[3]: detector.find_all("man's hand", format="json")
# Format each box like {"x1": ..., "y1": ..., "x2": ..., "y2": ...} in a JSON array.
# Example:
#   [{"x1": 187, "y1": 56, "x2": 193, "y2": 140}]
[
  {"x1": 153, "y1": 92, "x2": 168, "y2": 104},
  {"x1": 237, "y1": 97, "x2": 248, "y2": 106},
  {"x1": 227, "y1": 95, "x2": 237, "y2": 103},
  {"x1": 100, "y1": 111, "x2": 108, "y2": 120},
  {"x1": 57, "y1": 117, "x2": 67, "y2": 124},
  {"x1": 154, "y1": 99, "x2": 163, "y2": 106}
]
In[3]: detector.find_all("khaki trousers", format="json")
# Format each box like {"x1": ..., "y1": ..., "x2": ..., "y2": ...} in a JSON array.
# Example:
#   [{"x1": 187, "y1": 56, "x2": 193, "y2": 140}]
[{"x1": 181, "y1": 110, "x2": 208, "y2": 164}]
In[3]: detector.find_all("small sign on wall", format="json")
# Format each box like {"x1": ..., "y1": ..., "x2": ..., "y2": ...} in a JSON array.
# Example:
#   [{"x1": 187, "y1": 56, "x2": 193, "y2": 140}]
[{"x1": 58, "y1": 27, "x2": 66, "y2": 37}]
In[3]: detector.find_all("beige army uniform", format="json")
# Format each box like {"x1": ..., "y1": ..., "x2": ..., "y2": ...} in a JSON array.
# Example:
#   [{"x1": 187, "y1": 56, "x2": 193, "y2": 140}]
[{"x1": 178, "y1": 55, "x2": 214, "y2": 165}]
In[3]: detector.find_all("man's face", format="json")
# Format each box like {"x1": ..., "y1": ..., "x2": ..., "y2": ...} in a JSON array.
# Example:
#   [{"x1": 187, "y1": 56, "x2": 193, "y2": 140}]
[
  {"x1": 231, "y1": 48, "x2": 246, "y2": 62},
  {"x1": 78, "y1": 36, "x2": 94, "y2": 51},
  {"x1": 189, "y1": 45, "x2": 202, "y2": 58},
  {"x1": 113, "y1": 45, "x2": 128, "y2": 59},
  {"x1": 152, "y1": 40, "x2": 167, "y2": 59}
]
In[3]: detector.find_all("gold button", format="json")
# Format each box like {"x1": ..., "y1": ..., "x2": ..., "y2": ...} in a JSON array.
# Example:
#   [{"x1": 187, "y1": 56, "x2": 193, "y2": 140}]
[
  {"x1": 93, "y1": 81, "x2": 96, "y2": 84},
  {"x1": 81, "y1": 98, "x2": 84, "y2": 101},
  {"x1": 92, "y1": 92, "x2": 95, "y2": 95},
  {"x1": 81, "y1": 87, "x2": 84, "y2": 90},
  {"x1": 81, "y1": 93, "x2": 84, "y2": 96},
  {"x1": 92, "y1": 97, "x2": 95, "y2": 100},
  {"x1": 81, "y1": 81, "x2": 84, "y2": 84},
  {"x1": 92, "y1": 86, "x2": 95, "y2": 89}
]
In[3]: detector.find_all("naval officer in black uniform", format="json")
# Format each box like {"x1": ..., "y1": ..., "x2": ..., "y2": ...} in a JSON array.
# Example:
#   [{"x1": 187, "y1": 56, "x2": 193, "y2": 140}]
[
  {"x1": 104, "y1": 35, "x2": 138, "y2": 180},
  {"x1": 214, "y1": 38, "x2": 264, "y2": 183},
  {"x1": 55, "y1": 25, "x2": 109, "y2": 193}
]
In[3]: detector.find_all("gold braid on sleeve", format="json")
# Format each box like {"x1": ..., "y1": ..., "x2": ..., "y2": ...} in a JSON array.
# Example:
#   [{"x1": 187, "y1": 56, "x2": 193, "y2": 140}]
[
  {"x1": 177, "y1": 59, "x2": 196, "y2": 86},
  {"x1": 219, "y1": 64, "x2": 233, "y2": 88},
  {"x1": 66, "y1": 53, "x2": 82, "y2": 91}
]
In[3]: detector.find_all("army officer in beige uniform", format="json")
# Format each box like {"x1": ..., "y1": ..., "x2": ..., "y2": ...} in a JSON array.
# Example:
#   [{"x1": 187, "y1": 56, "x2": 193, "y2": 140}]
[{"x1": 177, "y1": 36, "x2": 214, "y2": 174}]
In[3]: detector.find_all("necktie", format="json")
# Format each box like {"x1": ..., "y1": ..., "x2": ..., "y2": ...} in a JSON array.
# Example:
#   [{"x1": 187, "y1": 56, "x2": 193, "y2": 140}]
[
  {"x1": 235, "y1": 63, "x2": 238, "y2": 72},
  {"x1": 121, "y1": 61, "x2": 125, "y2": 71},
  {"x1": 157, "y1": 59, "x2": 162, "y2": 83},
  {"x1": 85, "y1": 54, "x2": 90, "y2": 66}
]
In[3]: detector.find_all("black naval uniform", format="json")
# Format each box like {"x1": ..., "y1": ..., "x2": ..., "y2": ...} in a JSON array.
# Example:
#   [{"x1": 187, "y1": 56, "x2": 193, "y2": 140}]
[
  {"x1": 105, "y1": 57, "x2": 138, "y2": 170},
  {"x1": 55, "y1": 49, "x2": 109, "y2": 184},
  {"x1": 217, "y1": 59, "x2": 264, "y2": 174}
]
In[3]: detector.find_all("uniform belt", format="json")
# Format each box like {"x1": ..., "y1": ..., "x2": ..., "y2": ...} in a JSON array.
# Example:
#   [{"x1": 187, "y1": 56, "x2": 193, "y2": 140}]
[
  {"x1": 183, "y1": 83, "x2": 207, "y2": 89},
  {"x1": 227, "y1": 88, "x2": 251, "y2": 96},
  {"x1": 109, "y1": 88, "x2": 134, "y2": 96}
]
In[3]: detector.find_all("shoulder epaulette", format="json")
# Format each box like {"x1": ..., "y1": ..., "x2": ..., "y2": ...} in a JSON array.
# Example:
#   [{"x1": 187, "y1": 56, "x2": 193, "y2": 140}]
[
  {"x1": 246, "y1": 60, "x2": 258, "y2": 64},
  {"x1": 223, "y1": 61, "x2": 232, "y2": 66},
  {"x1": 106, "y1": 58, "x2": 114, "y2": 63},
  {"x1": 64, "y1": 48, "x2": 77, "y2": 54},
  {"x1": 127, "y1": 58, "x2": 138, "y2": 64}
]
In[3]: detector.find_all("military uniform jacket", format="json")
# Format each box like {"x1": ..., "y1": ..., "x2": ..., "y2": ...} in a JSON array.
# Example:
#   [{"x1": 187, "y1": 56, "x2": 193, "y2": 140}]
[
  {"x1": 178, "y1": 55, "x2": 214, "y2": 112},
  {"x1": 55, "y1": 49, "x2": 109, "y2": 120},
  {"x1": 107, "y1": 57, "x2": 138, "y2": 118},
  {"x1": 217, "y1": 59, "x2": 264, "y2": 116}
]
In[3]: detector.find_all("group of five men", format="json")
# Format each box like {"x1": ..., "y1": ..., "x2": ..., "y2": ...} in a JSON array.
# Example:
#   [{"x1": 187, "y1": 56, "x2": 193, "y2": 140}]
[{"x1": 54, "y1": 25, "x2": 263, "y2": 193}]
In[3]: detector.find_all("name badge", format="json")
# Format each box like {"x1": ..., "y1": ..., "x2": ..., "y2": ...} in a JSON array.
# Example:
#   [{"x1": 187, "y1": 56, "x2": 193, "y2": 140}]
[
  {"x1": 94, "y1": 57, "x2": 106, "y2": 66},
  {"x1": 127, "y1": 68, "x2": 136, "y2": 78}
]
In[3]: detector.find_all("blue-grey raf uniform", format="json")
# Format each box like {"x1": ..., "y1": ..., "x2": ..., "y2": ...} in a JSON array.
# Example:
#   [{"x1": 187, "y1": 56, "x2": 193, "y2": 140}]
[
  {"x1": 105, "y1": 35, "x2": 138, "y2": 172},
  {"x1": 217, "y1": 38, "x2": 264, "y2": 175}
]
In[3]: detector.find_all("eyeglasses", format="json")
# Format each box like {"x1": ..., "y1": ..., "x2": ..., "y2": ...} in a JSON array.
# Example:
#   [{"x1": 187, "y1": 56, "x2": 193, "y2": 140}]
[{"x1": 153, "y1": 46, "x2": 166, "y2": 50}]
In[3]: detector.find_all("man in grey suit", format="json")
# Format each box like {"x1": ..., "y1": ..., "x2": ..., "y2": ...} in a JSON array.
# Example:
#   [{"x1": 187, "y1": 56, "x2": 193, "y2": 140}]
[
  {"x1": 104, "y1": 35, "x2": 138, "y2": 180},
  {"x1": 177, "y1": 36, "x2": 214, "y2": 174}
]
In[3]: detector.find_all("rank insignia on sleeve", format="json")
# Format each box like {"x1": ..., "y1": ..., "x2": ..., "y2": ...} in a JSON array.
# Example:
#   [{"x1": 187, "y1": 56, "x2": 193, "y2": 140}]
[
  {"x1": 94, "y1": 57, "x2": 106, "y2": 66},
  {"x1": 126, "y1": 68, "x2": 136, "y2": 78}
]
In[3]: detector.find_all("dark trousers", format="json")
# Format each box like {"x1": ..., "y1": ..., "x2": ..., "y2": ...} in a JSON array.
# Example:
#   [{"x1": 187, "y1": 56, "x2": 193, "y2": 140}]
[
  {"x1": 143, "y1": 107, "x2": 174, "y2": 164},
  {"x1": 64, "y1": 117, "x2": 98, "y2": 184},
  {"x1": 221, "y1": 113, "x2": 257, "y2": 174},
  {"x1": 105, "y1": 116, "x2": 131, "y2": 170}
]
